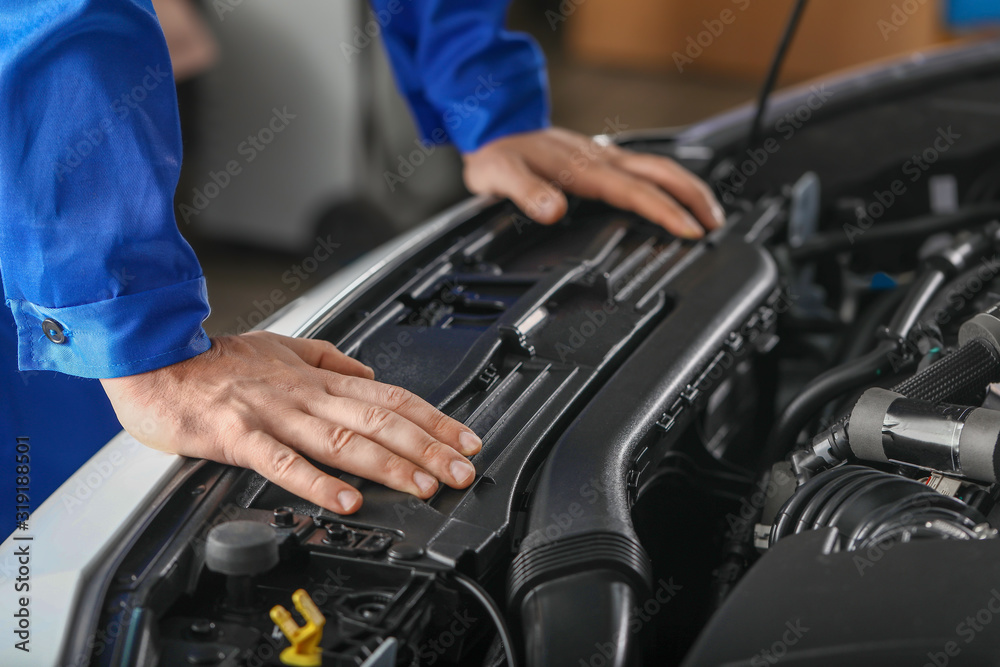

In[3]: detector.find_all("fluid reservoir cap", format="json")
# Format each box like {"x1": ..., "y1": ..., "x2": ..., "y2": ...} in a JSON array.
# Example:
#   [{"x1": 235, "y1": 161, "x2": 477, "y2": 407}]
[{"x1": 205, "y1": 521, "x2": 279, "y2": 576}]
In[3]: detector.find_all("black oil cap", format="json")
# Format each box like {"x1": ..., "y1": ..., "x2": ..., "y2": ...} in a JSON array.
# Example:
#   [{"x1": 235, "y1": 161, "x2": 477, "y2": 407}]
[{"x1": 205, "y1": 521, "x2": 279, "y2": 576}]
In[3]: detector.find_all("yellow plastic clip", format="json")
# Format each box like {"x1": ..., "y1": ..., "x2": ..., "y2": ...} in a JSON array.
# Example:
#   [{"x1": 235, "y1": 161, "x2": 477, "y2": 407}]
[{"x1": 270, "y1": 588, "x2": 326, "y2": 667}]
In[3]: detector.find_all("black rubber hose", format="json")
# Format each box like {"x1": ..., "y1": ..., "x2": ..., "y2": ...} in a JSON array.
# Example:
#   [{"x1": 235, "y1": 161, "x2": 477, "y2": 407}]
[
  {"x1": 788, "y1": 205, "x2": 1000, "y2": 261},
  {"x1": 884, "y1": 267, "x2": 949, "y2": 341},
  {"x1": 849, "y1": 227, "x2": 1000, "y2": 361},
  {"x1": 764, "y1": 267, "x2": 949, "y2": 463},
  {"x1": 840, "y1": 288, "x2": 907, "y2": 362},
  {"x1": 763, "y1": 340, "x2": 897, "y2": 466},
  {"x1": 919, "y1": 261, "x2": 1000, "y2": 327},
  {"x1": 776, "y1": 231, "x2": 1000, "y2": 465}
]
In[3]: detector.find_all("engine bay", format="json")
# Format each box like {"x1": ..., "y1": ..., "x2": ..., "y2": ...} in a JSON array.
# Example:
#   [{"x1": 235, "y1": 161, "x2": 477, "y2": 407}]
[{"x1": 80, "y1": 44, "x2": 1000, "y2": 667}]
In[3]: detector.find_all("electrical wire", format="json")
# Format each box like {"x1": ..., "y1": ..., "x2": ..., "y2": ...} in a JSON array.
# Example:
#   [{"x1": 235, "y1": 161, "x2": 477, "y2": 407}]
[{"x1": 450, "y1": 571, "x2": 518, "y2": 667}]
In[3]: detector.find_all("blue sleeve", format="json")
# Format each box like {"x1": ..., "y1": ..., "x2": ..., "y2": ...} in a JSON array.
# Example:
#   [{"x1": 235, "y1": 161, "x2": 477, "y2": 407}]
[
  {"x1": 371, "y1": 0, "x2": 551, "y2": 153},
  {"x1": 946, "y1": 0, "x2": 1000, "y2": 27},
  {"x1": 0, "y1": 0, "x2": 211, "y2": 379}
]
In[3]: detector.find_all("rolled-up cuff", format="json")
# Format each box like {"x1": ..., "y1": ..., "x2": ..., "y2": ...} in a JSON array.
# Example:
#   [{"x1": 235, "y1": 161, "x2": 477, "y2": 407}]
[{"x1": 8, "y1": 277, "x2": 211, "y2": 379}]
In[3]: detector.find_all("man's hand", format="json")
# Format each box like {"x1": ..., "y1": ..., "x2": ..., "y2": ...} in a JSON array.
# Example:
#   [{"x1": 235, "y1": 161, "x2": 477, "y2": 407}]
[
  {"x1": 100, "y1": 331, "x2": 482, "y2": 514},
  {"x1": 462, "y1": 127, "x2": 726, "y2": 239}
]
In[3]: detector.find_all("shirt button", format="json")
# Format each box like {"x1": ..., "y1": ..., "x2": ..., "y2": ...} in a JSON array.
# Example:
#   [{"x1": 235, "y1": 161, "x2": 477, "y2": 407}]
[{"x1": 42, "y1": 318, "x2": 66, "y2": 344}]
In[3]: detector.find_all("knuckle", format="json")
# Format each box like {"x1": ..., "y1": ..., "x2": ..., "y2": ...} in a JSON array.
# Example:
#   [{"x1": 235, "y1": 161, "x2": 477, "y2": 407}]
[
  {"x1": 426, "y1": 409, "x2": 454, "y2": 436},
  {"x1": 322, "y1": 372, "x2": 345, "y2": 395},
  {"x1": 382, "y1": 453, "x2": 412, "y2": 479},
  {"x1": 380, "y1": 384, "x2": 413, "y2": 411},
  {"x1": 268, "y1": 446, "x2": 301, "y2": 479},
  {"x1": 360, "y1": 405, "x2": 393, "y2": 435},
  {"x1": 306, "y1": 474, "x2": 333, "y2": 505},
  {"x1": 217, "y1": 404, "x2": 257, "y2": 440},
  {"x1": 218, "y1": 434, "x2": 241, "y2": 468},
  {"x1": 256, "y1": 389, "x2": 290, "y2": 412},
  {"x1": 319, "y1": 339, "x2": 342, "y2": 359},
  {"x1": 325, "y1": 425, "x2": 356, "y2": 459},
  {"x1": 417, "y1": 439, "x2": 449, "y2": 467}
]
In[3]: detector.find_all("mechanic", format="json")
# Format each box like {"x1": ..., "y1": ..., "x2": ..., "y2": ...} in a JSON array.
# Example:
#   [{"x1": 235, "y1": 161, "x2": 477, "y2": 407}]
[{"x1": 0, "y1": 0, "x2": 725, "y2": 522}]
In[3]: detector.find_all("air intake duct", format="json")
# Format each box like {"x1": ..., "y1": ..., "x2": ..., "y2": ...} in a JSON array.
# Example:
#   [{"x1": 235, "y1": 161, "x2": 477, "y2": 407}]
[{"x1": 770, "y1": 465, "x2": 987, "y2": 549}]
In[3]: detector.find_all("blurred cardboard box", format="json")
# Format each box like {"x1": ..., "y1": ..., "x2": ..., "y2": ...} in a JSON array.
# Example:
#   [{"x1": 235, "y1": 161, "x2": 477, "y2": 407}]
[{"x1": 564, "y1": 0, "x2": 954, "y2": 81}]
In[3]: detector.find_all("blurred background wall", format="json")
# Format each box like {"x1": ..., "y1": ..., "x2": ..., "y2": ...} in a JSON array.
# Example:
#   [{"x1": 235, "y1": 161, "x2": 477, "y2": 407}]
[
  {"x1": 564, "y1": 0, "x2": 951, "y2": 81},
  {"x1": 152, "y1": 0, "x2": 999, "y2": 334}
]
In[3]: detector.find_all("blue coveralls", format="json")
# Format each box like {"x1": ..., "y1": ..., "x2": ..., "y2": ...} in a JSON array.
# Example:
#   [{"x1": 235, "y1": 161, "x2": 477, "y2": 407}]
[{"x1": 0, "y1": 0, "x2": 549, "y2": 523}]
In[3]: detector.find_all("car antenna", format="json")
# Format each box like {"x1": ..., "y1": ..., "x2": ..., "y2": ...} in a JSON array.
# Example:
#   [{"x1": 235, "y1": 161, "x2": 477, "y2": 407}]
[{"x1": 746, "y1": 0, "x2": 810, "y2": 150}]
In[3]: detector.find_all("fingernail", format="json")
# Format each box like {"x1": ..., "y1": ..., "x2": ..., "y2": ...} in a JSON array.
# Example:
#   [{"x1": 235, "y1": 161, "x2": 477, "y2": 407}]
[
  {"x1": 338, "y1": 490, "x2": 360, "y2": 512},
  {"x1": 712, "y1": 204, "x2": 727, "y2": 227},
  {"x1": 539, "y1": 198, "x2": 558, "y2": 218},
  {"x1": 682, "y1": 220, "x2": 704, "y2": 240},
  {"x1": 413, "y1": 470, "x2": 437, "y2": 495},
  {"x1": 451, "y1": 459, "x2": 476, "y2": 485},
  {"x1": 459, "y1": 431, "x2": 482, "y2": 455}
]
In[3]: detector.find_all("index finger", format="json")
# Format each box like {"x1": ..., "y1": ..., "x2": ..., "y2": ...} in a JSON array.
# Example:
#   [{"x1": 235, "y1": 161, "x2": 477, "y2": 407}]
[
  {"x1": 569, "y1": 162, "x2": 706, "y2": 239},
  {"x1": 323, "y1": 375, "x2": 483, "y2": 456},
  {"x1": 612, "y1": 151, "x2": 726, "y2": 231},
  {"x1": 234, "y1": 429, "x2": 363, "y2": 514}
]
